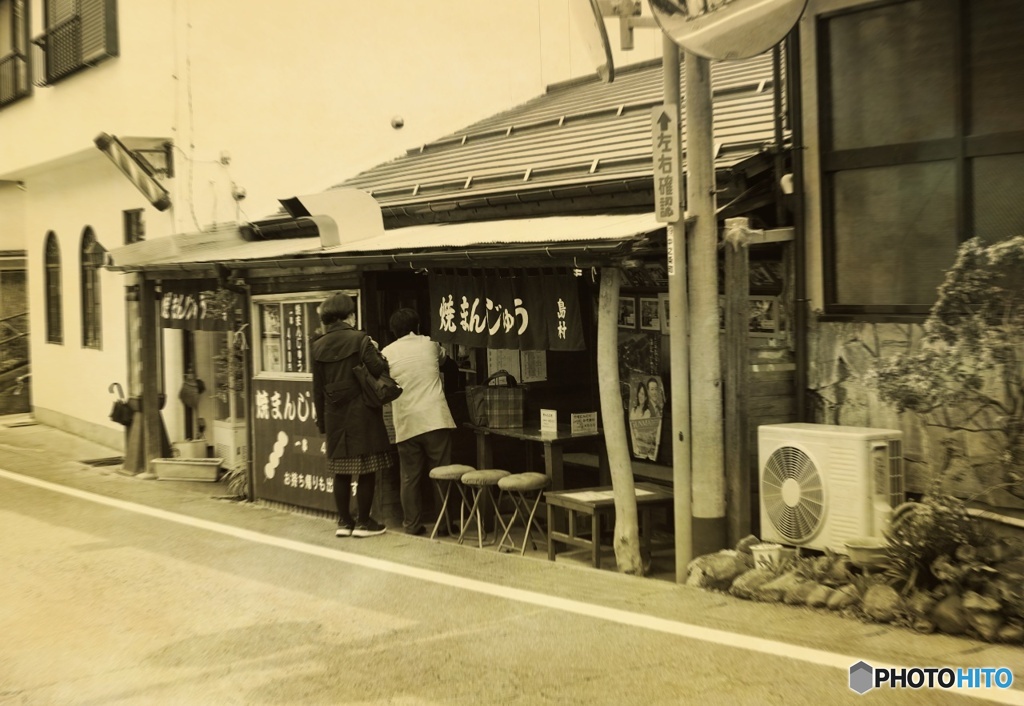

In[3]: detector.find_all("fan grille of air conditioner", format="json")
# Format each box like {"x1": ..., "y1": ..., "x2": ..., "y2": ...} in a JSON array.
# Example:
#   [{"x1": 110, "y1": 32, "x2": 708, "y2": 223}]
[{"x1": 761, "y1": 445, "x2": 825, "y2": 543}]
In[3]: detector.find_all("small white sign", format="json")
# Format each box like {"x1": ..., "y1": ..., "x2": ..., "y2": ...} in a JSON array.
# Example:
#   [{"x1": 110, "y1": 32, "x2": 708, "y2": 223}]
[
  {"x1": 570, "y1": 412, "x2": 598, "y2": 436},
  {"x1": 540, "y1": 409, "x2": 558, "y2": 434}
]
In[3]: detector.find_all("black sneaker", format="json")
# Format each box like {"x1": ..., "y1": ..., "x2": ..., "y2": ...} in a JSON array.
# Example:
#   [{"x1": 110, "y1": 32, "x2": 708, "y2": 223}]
[
  {"x1": 352, "y1": 519, "x2": 387, "y2": 538},
  {"x1": 336, "y1": 523, "x2": 355, "y2": 538},
  {"x1": 405, "y1": 525, "x2": 426, "y2": 537}
]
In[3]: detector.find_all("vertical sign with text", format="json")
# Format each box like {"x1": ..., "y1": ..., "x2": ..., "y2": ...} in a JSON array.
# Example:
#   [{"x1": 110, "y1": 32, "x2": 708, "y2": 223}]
[{"x1": 651, "y1": 105, "x2": 682, "y2": 225}]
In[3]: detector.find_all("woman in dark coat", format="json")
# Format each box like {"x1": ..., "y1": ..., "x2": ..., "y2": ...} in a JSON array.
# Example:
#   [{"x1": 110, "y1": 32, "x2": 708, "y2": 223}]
[{"x1": 312, "y1": 293, "x2": 392, "y2": 538}]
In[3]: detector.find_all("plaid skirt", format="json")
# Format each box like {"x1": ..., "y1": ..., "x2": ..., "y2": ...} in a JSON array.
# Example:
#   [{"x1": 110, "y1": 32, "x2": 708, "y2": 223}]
[{"x1": 328, "y1": 450, "x2": 394, "y2": 476}]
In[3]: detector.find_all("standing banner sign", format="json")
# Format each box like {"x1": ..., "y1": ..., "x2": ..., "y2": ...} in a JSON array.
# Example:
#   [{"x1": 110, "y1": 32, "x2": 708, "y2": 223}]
[
  {"x1": 251, "y1": 377, "x2": 334, "y2": 512},
  {"x1": 429, "y1": 273, "x2": 585, "y2": 351}
]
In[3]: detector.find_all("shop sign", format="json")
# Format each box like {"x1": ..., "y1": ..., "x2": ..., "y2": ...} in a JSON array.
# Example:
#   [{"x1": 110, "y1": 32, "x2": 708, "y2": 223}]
[
  {"x1": 159, "y1": 283, "x2": 233, "y2": 331},
  {"x1": 251, "y1": 377, "x2": 334, "y2": 512},
  {"x1": 428, "y1": 273, "x2": 585, "y2": 351}
]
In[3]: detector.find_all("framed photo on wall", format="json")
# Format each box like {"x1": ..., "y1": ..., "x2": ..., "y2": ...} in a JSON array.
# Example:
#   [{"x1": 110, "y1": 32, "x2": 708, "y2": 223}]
[
  {"x1": 618, "y1": 297, "x2": 637, "y2": 330},
  {"x1": 748, "y1": 295, "x2": 778, "y2": 337},
  {"x1": 657, "y1": 293, "x2": 670, "y2": 334},
  {"x1": 639, "y1": 297, "x2": 661, "y2": 331}
]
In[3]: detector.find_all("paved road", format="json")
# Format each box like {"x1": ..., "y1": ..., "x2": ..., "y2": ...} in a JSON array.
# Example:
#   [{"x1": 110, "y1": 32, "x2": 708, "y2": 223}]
[{"x1": 2, "y1": 466, "x2": 1021, "y2": 705}]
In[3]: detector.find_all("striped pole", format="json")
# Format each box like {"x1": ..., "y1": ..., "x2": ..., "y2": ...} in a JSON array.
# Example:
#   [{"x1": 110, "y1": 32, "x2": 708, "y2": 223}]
[{"x1": 94, "y1": 133, "x2": 172, "y2": 211}]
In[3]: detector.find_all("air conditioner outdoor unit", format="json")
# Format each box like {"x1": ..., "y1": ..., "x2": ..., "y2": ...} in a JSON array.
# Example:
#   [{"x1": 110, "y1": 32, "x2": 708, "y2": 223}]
[
  {"x1": 758, "y1": 423, "x2": 905, "y2": 552},
  {"x1": 213, "y1": 419, "x2": 248, "y2": 470}
]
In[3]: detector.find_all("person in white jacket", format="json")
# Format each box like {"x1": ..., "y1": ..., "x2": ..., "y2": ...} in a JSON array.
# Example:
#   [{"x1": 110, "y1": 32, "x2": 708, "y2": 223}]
[{"x1": 380, "y1": 308, "x2": 457, "y2": 536}]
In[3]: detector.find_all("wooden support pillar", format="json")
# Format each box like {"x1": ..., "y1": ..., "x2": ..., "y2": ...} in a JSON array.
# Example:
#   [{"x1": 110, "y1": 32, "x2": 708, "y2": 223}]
[
  {"x1": 723, "y1": 218, "x2": 752, "y2": 545},
  {"x1": 139, "y1": 277, "x2": 162, "y2": 478},
  {"x1": 597, "y1": 266, "x2": 642, "y2": 575}
]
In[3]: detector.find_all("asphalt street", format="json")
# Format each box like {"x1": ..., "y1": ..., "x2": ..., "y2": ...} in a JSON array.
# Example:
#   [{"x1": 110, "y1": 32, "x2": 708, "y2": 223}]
[{"x1": 1, "y1": 415, "x2": 1022, "y2": 704}]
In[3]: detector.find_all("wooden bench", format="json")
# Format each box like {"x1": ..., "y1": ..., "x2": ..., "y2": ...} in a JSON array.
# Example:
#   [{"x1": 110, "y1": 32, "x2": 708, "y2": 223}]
[
  {"x1": 561, "y1": 452, "x2": 673, "y2": 485},
  {"x1": 544, "y1": 482, "x2": 674, "y2": 569}
]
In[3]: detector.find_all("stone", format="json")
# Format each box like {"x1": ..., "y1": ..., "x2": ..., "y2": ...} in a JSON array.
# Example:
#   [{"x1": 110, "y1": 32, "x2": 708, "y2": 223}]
[
  {"x1": 997, "y1": 623, "x2": 1024, "y2": 644},
  {"x1": 784, "y1": 580, "x2": 817, "y2": 606},
  {"x1": 686, "y1": 551, "x2": 749, "y2": 591},
  {"x1": 966, "y1": 611, "x2": 1004, "y2": 642},
  {"x1": 905, "y1": 592, "x2": 936, "y2": 619},
  {"x1": 962, "y1": 590, "x2": 1001, "y2": 613},
  {"x1": 826, "y1": 584, "x2": 860, "y2": 610},
  {"x1": 755, "y1": 572, "x2": 804, "y2": 603},
  {"x1": 805, "y1": 584, "x2": 834, "y2": 608},
  {"x1": 825, "y1": 556, "x2": 854, "y2": 586},
  {"x1": 862, "y1": 584, "x2": 901, "y2": 623},
  {"x1": 931, "y1": 594, "x2": 969, "y2": 635},
  {"x1": 735, "y1": 535, "x2": 761, "y2": 555},
  {"x1": 729, "y1": 568, "x2": 776, "y2": 600}
]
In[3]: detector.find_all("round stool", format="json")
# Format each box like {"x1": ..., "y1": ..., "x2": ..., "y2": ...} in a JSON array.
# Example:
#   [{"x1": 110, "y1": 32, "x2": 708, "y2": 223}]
[
  {"x1": 459, "y1": 469, "x2": 510, "y2": 548},
  {"x1": 427, "y1": 464, "x2": 475, "y2": 540},
  {"x1": 496, "y1": 472, "x2": 551, "y2": 555}
]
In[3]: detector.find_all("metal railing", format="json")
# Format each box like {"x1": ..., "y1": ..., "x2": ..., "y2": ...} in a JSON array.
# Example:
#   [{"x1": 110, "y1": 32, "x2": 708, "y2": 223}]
[{"x1": 0, "y1": 312, "x2": 29, "y2": 371}]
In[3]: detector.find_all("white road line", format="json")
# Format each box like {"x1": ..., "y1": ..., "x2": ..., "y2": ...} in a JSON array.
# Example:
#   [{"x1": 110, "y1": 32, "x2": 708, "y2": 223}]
[{"x1": 2, "y1": 467, "x2": 1021, "y2": 704}]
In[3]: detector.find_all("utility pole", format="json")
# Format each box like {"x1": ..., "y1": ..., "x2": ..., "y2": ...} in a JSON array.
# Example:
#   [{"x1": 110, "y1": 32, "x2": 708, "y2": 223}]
[
  {"x1": 662, "y1": 36, "x2": 694, "y2": 580},
  {"x1": 684, "y1": 51, "x2": 727, "y2": 556}
]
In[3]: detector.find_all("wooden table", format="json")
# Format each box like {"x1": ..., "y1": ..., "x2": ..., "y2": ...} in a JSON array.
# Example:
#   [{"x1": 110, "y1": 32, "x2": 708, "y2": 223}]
[
  {"x1": 463, "y1": 423, "x2": 605, "y2": 491},
  {"x1": 544, "y1": 482, "x2": 673, "y2": 569}
]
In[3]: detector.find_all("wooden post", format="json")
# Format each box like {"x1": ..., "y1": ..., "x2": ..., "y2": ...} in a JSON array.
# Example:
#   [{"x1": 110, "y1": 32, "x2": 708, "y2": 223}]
[
  {"x1": 139, "y1": 277, "x2": 162, "y2": 478},
  {"x1": 685, "y1": 51, "x2": 727, "y2": 556},
  {"x1": 723, "y1": 218, "x2": 751, "y2": 545},
  {"x1": 663, "y1": 36, "x2": 693, "y2": 581},
  {"x1": 597, "y1": 266, "x2": 643, "y2": 575}
]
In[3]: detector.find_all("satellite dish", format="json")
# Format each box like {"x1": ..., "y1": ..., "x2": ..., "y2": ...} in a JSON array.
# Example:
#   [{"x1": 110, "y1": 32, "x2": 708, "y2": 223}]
[
  {"x1": 569, "y1": 0, "x2": 615, "y2": 83},
  {"x1": 649, "y1": 0, "x2": 808, "y2": 61}
]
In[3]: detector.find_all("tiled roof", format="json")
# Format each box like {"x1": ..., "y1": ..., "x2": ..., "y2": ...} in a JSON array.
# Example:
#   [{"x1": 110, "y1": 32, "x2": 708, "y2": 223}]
[{"x1": 337, "y1": 52, "x2": 784, "y2": 210}]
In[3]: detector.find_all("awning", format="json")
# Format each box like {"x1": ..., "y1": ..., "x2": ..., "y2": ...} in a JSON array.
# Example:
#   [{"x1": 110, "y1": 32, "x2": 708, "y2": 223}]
[{"x1": 106, "y1": 213, "x2": 665, "y2": 273}]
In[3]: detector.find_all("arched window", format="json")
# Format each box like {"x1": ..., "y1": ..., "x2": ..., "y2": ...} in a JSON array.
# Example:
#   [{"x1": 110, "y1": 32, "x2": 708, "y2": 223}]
[
  {"x1": 44, "y1": 231, "x2": 62, "y2": 344},
  {"x1": 81, "y1": 227, "x2": 103, "y2": 349}
]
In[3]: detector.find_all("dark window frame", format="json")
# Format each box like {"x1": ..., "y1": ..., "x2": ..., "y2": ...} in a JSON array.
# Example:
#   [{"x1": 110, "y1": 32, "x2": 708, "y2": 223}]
[
  {"x1": 0, "y1": 0, "x2": 31, "y2": 108},
  {"x1": 44, "y1": 230, "x2": 62, "y2": 344},
  {"x1": 80, "y1": 226, "x2": 102, "y2": 349},
  {"x1": 818, "y1": 0, "x2": 1024, "y2": 318},
  {"x1": 32, "y1": 0, "x2": 118, "y2": 87}
]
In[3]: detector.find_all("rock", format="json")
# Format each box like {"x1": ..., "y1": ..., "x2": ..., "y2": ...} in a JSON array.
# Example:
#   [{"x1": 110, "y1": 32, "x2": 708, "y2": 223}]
[
  {"x1": 686, "y1": 551, "x2": 749, "y2": 590},
  {"x1": 905, "y1": 592, "x2": 936, "y2": 619},
  {"x1": 997, "y1": 623, "x2": 1024, "y2": 644},
  {"x1": 932, "y1": 594, "x2": 969, "y2": 635},
  {"x1": 962, "y1": 590, "x2": 1001, "y2": 613},
  {"x1": 785, "y1": 580, "x2": 817, "y2": 605},
  {"x1": 966, "y1": 611, "x2": 1004, "y2": 642},
  {"x1": 911, "y1": 618, "x2": 936, "y2": 634},
  {"x1": 827, "y1": 584, "x2": 861, "y2": 610},
  {"x1": 755, "y1": 572, "x2": 805, "y2": 603},
  {"x1": 805, "y1": 584, "x2": 834, "y2": 608},
  {"x1": 862, "y1": 584, "x2": 901, "y2": 623},
  {"x1": 735, "y1": 535, "x2": 761, "y2": 555},
  {"x1": 825, "y1": 557, "x2": 854, "y2": 586},
  {"x1": 729, "y1": 568, "x2": 776, "y2": 600}
]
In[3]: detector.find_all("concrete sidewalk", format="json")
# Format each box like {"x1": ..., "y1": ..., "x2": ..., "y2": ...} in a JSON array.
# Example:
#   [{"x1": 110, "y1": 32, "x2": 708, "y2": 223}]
[{"x1": 2, "y1": 412, "x2": 1021, "y2": 690}]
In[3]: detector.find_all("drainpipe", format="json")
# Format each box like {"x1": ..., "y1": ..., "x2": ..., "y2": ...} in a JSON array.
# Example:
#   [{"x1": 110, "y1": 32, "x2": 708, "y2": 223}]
[{"x1": 786, "y1": 28, "x2": 809, "y2": 422}]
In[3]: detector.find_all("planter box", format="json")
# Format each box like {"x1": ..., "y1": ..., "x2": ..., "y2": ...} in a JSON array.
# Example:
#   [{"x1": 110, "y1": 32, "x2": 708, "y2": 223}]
[
  {"x1": 153, "y1": 457, "x2": 223, "y2": 482},
  {"x1": 172, "y1": 440, "x2": 208, "y2": 458}
]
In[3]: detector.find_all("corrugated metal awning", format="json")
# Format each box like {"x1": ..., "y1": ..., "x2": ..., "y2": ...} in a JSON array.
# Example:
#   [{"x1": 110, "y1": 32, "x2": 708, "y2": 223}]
[{"x1": 106, "y1": 213, "x2": 665, "y2": 273}]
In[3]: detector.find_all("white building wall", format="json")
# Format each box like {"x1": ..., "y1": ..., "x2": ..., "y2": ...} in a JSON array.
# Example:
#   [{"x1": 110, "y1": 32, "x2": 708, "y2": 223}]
[
  {"x1": 1, "y1": 0, "x2": 662, "y2": 447},
  {"x1": 25, "y1": 158, "x2": 137, "y2": 447}
]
